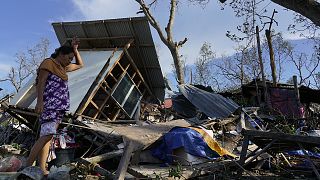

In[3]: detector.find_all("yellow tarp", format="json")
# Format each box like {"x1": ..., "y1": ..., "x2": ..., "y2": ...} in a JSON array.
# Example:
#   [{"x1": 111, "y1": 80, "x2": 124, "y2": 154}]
[{"x1": 189, "y1": 127, "x2": 237, "y2": 158}]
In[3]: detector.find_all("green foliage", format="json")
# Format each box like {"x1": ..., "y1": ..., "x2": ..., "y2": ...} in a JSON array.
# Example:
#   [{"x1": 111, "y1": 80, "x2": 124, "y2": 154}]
[
  {"x1": 10, "y1": 143, "x2": 21, "y2": 150},
  {"x1": 168, "y1": 163, "x2": 183, "y2": 179},
  {"x1": 275, "y1": 124, "x2": 296, "y2": 134},
  {"x1": 153, "y1": 172, "x2": 164, "y2": 180}
]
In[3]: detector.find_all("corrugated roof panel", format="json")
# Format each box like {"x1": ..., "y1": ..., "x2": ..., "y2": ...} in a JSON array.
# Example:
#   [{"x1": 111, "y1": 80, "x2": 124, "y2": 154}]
[
  {"x1": 179, "y1": 84, "x2": 239, "y2": 118},
  {"x1": 84, "y1": 21, "x2": 109, "y2": 37},
  {"x1": 52, "y1": 25, "x2": 67, "y2": 45},
  {"x1": 51, "y1": 17, "x2": 165, "y2": 101},
  {"x1": 9, "y1": 50, "x2": 122, "y2": 114},
  {"x1": 132, "y1": 19, "x2": 154, "y2": 44},
  {"x1": 140, "y1": 47, "x2": 160, "y2": 68},
  {"x1": 106, "y1": 21, "x2": 132, "y2": 46},
  {"x1": 62, "y1": 23, "x2": 86, "y2": 39}
]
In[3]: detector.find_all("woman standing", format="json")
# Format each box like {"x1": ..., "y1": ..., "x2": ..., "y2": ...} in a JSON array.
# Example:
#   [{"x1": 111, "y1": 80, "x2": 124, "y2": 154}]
[{"x1": 27, "y1": 38, "x2": 84, "y2": 175}]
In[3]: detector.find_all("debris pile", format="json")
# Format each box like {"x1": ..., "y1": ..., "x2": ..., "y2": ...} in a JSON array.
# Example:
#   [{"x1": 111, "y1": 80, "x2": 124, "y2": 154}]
[{"x1": 2, "y1": 81, "x2": 320, "y2": 179}]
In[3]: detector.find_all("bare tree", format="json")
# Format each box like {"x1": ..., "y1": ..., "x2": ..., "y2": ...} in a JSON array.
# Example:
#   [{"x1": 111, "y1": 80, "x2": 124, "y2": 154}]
[
  {"x1": 190, "y1": 0, "x2": 320, "y2": 27},
  {"x1": 135, "y1": 0, "x2": 187, "y2": 84},
  {"x1": 193, "y1": 42, "x2": 218, "y2": 88},
  {"x1": 288, "y1": 51, "x2": 320, "y2": 86},
  {"x1": 313, "y1": 72, "x2": 320, "y2": 89},
  {"x1": 0, "y1": 38, "x2": 50, "y2": 93},
  {"x1": 213, "y1": 44, "x2": 258, "y2": 87}
]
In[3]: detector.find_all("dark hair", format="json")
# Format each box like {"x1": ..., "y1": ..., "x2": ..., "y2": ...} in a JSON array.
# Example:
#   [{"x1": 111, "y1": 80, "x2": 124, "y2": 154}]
[{"x1": 50, "y1": 45, "x2": 74, "y2": 58}]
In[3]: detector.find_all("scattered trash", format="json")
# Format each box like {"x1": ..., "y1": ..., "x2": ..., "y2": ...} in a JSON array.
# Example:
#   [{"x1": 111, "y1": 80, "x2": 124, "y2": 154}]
[{"x1": 0, "y1": 156, "x2": 22, "y2": 172}]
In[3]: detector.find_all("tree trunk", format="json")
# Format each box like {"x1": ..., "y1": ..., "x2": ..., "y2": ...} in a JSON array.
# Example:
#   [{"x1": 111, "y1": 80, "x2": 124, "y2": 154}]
[
  {"x1": 256, "y1": 26, "x2": 268, "y2": 105},
  {"x1": 169, "y1": 46, "x2": 185, "y2": 84},
  {"x1": 265, "y1": 29, "x2": 277, "y2": 87},
  {"x1": 271, "y1": 0, "x2": 320, "y2": 27}
]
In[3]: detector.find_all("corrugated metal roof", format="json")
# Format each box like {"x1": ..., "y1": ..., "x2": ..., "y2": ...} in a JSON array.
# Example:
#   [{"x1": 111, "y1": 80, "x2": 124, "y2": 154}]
[
  {"x1": 9, "y1": 50, "x2": 122, "y2": 114},
  {"x1": 178, "y1": 84, "x2": 239, "y2": 118},
  {"x1": 51, "y1": 16, "x2": 165, "y2": 101}
]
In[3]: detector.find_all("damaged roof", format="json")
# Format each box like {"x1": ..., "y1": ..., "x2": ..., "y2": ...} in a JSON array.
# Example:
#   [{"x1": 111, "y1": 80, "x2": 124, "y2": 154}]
[
  {"x1": 51, "y1": 16, "x2": 165, "y2": 101},
  {"x1": 178, "y1": 84, "x2": 239, "y2": 118}
]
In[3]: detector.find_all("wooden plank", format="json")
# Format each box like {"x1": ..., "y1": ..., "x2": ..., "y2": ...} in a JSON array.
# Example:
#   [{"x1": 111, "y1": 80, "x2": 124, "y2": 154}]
[
  {"x1": 111, "y1": 109, "x2": 121, "y2": 121},
  {"x1": 65, "y1": 36, "x2": 134, "y2": 41},
  {"x1": 244, "y1": 139, "x2": 277, "y2": 166},
  {"x1": 76, "y1": 114, "x2": 112, "y2": 123},
  {"x1": 109, "y1": 72, "x2": 118, "y2": 81},
  {"x1": 242, "y1": 130, "x2": 320, "y2": 145},
  {"x1": 103, "y1": 80, "x2": 112, "y2": 91},
  {"x1": 123, "y1": 48, "x2": 152, "y2": 96},
  {"x1": 239, "y1": 135, "x2": 250, "y2": 166},
  {"x1": 79, "y1": 158, "x2": 114, "y2": 179},
  {"x1": 114, "y1": 140, "x2": 134, "y2": 180},
  {"x1": 84, "y1": 149, "x2": 123, "y2": 164},
  {"x1": 90, "y1": 101, "x2": 109, "y2": 120}
]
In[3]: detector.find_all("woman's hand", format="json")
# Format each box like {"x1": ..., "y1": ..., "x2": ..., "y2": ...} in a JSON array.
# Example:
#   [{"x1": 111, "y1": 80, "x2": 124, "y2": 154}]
[
  {"x1": 71, "y1": 37, "x2": 80, "y2": 50},
  {"x1": 35, "y1": 101, "x2": 44, "y2": 114}
]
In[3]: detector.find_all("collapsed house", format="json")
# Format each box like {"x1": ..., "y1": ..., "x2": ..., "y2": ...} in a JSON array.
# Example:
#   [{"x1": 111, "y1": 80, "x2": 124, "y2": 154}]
[
  {"x1": 8, "y1": 17, "x2": 165, "y2": 130},
  {"x1": 242, "y1": 79, "x2": 320, "y2": 119},
  {"x1": 2, "y1": 17, "x2": 174, "y2": 179}
]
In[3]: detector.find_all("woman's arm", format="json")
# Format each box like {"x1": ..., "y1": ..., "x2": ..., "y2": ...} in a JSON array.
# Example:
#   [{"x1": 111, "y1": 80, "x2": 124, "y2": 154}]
[
  {"x1": 35, "y1": 69, "x2": 49, "y2": 114},
  {"x1": 66, "y1": 38, "x2": 84, "y2": 72}
]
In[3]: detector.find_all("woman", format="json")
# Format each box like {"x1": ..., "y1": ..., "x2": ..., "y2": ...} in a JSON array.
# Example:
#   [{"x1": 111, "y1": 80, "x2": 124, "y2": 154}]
[{"x1": 27, "y1": 38, "x2": 84, "y2": 175}]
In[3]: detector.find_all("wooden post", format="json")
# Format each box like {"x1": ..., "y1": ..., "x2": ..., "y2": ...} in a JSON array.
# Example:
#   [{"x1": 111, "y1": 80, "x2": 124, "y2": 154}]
[
  {"x1": 266, "y1": 29, "x2": 277, "y2": 87},
  {"x1": 84, "y1": 149, "x2": 123, "y2": 164},
  {"x1": 256, "y1": 26, "x2": 268, "y2": 106},
  {"x1": 239, "y1": 135, "x2": 249, "y2": 166},
  {"x1": 238, "y1": 134, "x2": 250, "y2": 176},
  {"x1": 293, "y1": 75, "x2": 300, "y2": 102},
  {"x1": 114, "y1": 140, "x2": 134, "y2": 180},
  {"x1": 265, "y1": 9, "x2": 278, "y2": 87}
]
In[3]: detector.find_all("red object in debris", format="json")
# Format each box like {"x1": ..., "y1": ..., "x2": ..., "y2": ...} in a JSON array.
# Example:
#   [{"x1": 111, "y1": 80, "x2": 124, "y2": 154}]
[
  {"x1": 162, "y1": 99, "x2": 172, "y2": 109},
  {"x1": 0, "y1": 156, "x2": 22, "y2": 172}
]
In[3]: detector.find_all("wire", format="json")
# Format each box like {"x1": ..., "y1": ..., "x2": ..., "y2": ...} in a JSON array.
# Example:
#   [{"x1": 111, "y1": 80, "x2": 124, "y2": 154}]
[{"x1": 259, "y1": 1, "x2": 272, "y2": 14}]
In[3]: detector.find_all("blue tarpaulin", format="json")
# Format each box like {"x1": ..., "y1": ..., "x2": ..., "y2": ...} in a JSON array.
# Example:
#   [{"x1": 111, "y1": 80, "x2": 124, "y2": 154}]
[
  {"x1": 151, "y1": 127, "x2": 220, "y2": 163},
  {"x1": 286, "y1": 150, "x2": 320, "y2": 159}
]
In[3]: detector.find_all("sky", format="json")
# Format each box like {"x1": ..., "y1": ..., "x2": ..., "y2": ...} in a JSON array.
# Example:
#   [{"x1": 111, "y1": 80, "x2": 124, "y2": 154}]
[{"x1": 0, "y1": 0, "x2": 309, "y2": 93}]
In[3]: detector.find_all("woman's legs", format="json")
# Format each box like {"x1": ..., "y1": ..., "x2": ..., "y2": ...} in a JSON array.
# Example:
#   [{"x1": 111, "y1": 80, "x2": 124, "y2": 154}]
[
  {"x1": 27, "y1": 135, "x2": 53, "y2": 174},
  {"x1": 27, "y1": 110, "x2": 64, "y2": 174}
]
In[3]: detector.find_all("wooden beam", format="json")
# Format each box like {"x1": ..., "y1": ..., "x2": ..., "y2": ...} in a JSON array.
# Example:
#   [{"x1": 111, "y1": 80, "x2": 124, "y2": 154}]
[
  {"x1": 244, "y1": 139, "x2": 277, "y2": 166},
  {"x1": 114, "y1": 140, "x2": 134, "y2": 180},
  {"x1": 123, "y1": 49, "x2": 152, "y2": 96},
  {"x1": 65, "y1": 36, "x2": 134, "y2": 41},
  {"x1": 79, "y1": 158, "x2": 114, "y2": 179},
  {"x1": 242, "y1": 130, "x2": 320, "y2": 145},
  {"x1": 239, "y1": 135, "x2": 250, "y2": 167},
  {"x1": 84, "y1": 149, "x2": 123, "y2": 164}
]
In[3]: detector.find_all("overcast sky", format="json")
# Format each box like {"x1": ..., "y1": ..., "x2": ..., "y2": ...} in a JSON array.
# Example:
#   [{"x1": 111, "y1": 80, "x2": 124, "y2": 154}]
[{"x1": 0, "y1": 0, "x2": 306, "y2": 92}]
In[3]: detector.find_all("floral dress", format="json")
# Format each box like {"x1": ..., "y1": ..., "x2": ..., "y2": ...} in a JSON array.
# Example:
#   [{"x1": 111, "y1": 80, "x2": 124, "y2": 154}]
[{"x1": 39, "y1": 73, "x2": 70, "y2": 136}]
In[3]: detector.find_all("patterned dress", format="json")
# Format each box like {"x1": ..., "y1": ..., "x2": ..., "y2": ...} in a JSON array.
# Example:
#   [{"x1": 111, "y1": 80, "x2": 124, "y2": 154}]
[{"x1": 39, "y1": 73, "x2": 70, "y2": 136}]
